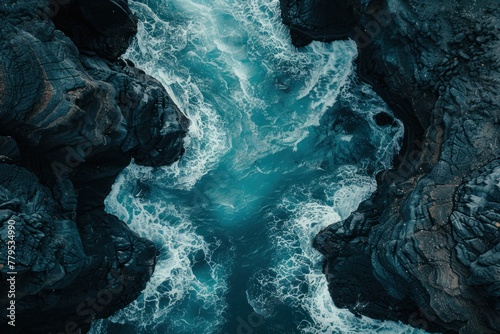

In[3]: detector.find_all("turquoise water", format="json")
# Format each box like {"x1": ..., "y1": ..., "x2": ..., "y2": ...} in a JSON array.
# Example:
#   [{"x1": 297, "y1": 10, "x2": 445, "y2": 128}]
[{"x1": 90, "y1": 0, "x2": 424, "y2": 333}]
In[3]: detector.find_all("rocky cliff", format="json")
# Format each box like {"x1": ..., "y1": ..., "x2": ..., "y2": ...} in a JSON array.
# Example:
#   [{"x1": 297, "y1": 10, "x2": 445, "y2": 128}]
[
  {"x1": 280, "y1": 0, "x2": 500, "y2": 333},
  {"x1": 0, "y1": 0, "x2": 188, "y2": 333}
]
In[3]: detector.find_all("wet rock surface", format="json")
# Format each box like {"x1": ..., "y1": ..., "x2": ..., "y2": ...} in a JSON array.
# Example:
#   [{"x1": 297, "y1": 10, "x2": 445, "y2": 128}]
[
  {"x1": 281, "y1": 0, "x2": 500, "y2": 333},
  {"x1": 0, "y1": 0, "x2": 187, "y2": 332}
]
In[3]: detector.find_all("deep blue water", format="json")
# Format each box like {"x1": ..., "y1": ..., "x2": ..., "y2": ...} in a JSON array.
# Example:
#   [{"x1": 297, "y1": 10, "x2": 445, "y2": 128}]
[{"x1": 90, "y1": 1, "x2": 426, "y2": 333}]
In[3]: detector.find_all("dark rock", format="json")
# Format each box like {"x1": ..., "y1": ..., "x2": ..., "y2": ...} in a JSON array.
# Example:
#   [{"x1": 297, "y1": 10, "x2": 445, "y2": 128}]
[
  {"x1": 0, "y1": 0, "x2": 187, "y2": 332},
  {"x1": 280, "y1": 0, "x2": 360, "y2": 45},
  {"x1": 0, "y1": 136, "x2": 20, "y2": 163},
  {"x1": 374, "y1": 112, "x2": 395, "y2": 126},
  {"x1": 280, "y1": 0, "x2": 500, "y2": 333},
  {"x1": 52, "y1": 0, "x2": 138, "y2": 61}
]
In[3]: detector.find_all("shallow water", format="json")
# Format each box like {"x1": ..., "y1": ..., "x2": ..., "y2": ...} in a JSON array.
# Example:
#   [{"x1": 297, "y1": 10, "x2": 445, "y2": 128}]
[{"x1": 90, "y1": 0, "x2": 426, "y2": 333}]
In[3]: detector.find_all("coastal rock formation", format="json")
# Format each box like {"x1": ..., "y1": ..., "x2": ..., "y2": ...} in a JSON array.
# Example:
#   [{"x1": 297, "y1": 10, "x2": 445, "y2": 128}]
[
  {"x1": 0, "y1": 0, "x2": 188, "y2": 333},
  {"x1": 280, "y1": 0, "x2": 500, "y2": 333}
]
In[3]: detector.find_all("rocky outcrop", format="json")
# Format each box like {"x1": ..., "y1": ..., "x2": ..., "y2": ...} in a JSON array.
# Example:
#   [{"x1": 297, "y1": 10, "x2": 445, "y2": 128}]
[
  {"x1": 0, "y1": 0, "x2": 188, "y2": 333},
  {"x1": 279, "y1": 0, "x2": 359, "y2": 47},
  {"x1": 280, "y1": 0, "x2": 500, "y2": 333}
]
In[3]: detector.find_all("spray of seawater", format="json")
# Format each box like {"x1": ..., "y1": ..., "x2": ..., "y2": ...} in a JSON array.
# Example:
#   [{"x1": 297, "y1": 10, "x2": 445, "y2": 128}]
[
  {"x1": 124, "y1": 1, "x2": 231, "y2": 190},
  {"x1": 101, "y1": 167, "x2": 230, "y2": 333},
  {"x1": 246, "y1": 163, "x2": 427, "y2": 334}
]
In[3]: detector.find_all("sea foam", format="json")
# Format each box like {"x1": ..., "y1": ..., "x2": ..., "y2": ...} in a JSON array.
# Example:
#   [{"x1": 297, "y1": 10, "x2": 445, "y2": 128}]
[{"x1": 95, "y1": 0, "x2": 425, "y2": 333}]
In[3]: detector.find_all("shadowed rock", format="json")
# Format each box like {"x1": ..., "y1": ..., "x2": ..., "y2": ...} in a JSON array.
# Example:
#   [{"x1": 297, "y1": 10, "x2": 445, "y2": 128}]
[
  {"x1": 0, "y1": 0, "x2": 188, "y2": 332},
  {"x1": 281, "y1": 0, "x2": 500, "y2": 333}
]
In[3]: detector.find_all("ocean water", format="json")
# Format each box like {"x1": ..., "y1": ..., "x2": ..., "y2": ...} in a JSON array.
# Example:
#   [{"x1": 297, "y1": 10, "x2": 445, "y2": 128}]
[{"x1": 90, "y1": 0, "x2": 425, "y2": 333}]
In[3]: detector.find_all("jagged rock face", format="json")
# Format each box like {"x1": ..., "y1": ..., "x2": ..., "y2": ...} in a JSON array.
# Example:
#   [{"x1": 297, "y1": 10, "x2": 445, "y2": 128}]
[
  {"x1": 0, "y1": 0, "x2": 188, "y2": 333},
  {"x1": 279, "y1": 0, "x2": 359, "y2": 46},
  {"x1": 281, "y1": 0, "x2": 500, "y2": 333},
  {"x1": 52, "y1": 0, "x2": 138, "y2": 61}
]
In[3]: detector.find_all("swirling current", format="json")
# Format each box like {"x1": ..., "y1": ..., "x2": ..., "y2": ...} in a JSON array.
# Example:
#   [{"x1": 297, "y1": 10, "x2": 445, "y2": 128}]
[{"x1": 89, "y1": 0, "x2": 426, "y2": 333}]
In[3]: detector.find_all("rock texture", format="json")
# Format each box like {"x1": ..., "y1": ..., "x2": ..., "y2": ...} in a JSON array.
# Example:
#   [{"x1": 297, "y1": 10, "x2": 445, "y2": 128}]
[
  {"x1": 0, "y1": 0, "x2": 188, "y2": 333},
  {"x1": 280, "y1": 0, "x2": 500, "y2": 333}
]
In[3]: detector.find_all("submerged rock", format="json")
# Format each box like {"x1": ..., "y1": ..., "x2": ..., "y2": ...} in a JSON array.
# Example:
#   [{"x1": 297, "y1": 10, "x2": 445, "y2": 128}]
[
  {"x1": 373, "y1": 112, "x2": 395, "y2": 126},
  {"x1": 281, "y1": 0, "x2": 500, "y2": 333},
  {"x1": 0, "y1": 0, "x2": 188, "y2": 332}
]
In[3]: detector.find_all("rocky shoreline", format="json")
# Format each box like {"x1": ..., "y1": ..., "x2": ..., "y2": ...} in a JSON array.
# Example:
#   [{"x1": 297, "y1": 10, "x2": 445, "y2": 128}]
[
  {"x1": 280, "y1": 0, "x2": 499, "y2": 333},
  {"x1": 1, "y1": 0, "x2": 498, "y2": 333},
  {"x1": 0, "y1": 0, "x2": 187, "y2": 332}
]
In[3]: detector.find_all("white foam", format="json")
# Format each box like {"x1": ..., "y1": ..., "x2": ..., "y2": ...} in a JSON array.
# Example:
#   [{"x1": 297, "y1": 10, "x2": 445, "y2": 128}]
[
  {"x1": 88, "y1": 320, "x2": 107, "y2": 334},
  {"x1": 339, "y1": 81, "x2": 404, "y2": 171},
  {"x1": 247, "y1": 169, "x2": 426, "y2": 333},
  {"x1": 250, "y1": 76, "x2": 407, "y2": 330},
  {"x1": 325, "y1": 165, "x2": 377, "y2": 220},
  {"x1": 164, "y1": 0, "x2": 360, "y2": 160},
  {"x1": 102, "y1": 0, "x2": 409, "y2": 333},
  {"x1": 103, "y1": 173, "x2": 229, "y2": 333},
  {"x1": 124, "y1": 1, "x2": 230, "y2": 190}
]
